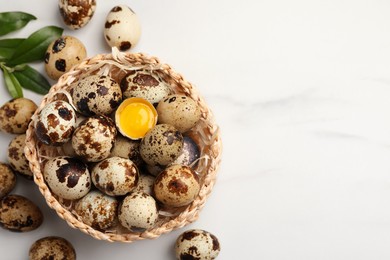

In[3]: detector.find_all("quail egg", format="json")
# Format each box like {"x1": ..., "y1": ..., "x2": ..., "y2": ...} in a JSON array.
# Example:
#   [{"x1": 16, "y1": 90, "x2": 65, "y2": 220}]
[
  {"x1": 72, "y1": 115, "x2": 117, "y2": 162},
  {"x1": 140, "y1": 124, "x2": 183, "y2": 166},
  {"x1": 59, "y1": 0, "x2": 96, "y2": 30},
  {"x1": 45, "y1": 36, "x2": 87, "y2": 80},
  {"x1": 92, "y1": 156, "x2": 139, "y2": 196},
  {"x1": 71, "y1": 74, "x2": 122, "y2": 116},
  {"x1": 0, "y1": 194, "x2": 43, "y2": 232},
  {"x1": 118, "y1": 192, "x2": 158, "y2": 230},
  {"x1": 134, "y1": 174, "x2": 155, "y2": 195},
  {"x1": 75, "y1": 190, "x2": 118, "y2": 230},
  {"x1": 115, "y1": 97, "x2": 157, "y2": 140},
  {"x1": 29, "y1": 236, "x2": 76, "y2": 260},
  {"x1": 172, "y1": 136, "x2": 200, "y2": 166},
  {"x1": 175, "y1": 229, "x2": 221, "y2": 260},
  {"x1": 120, "y1": 70, "x2": 172, "y2": 104},
  {"x1": 0, "y1": 163, "x2": 16, "y2": 199},
  {"x1": 154, "y1": 164, "x2": 200, "y2": 207},
  {"x1": 0, "y1": 98, "x2": 37, "y2": 134},
  {"x1": 157, "y1": 94, "x2": 202, "y2": 133},
  {"x1": 104, "y1": 5, "x2": 141, "y2": 51},
  {"x1": 43, "y1": 156, "x2": 91, "y2": 200},
  {"x1": 7, "y1": 134, "x2": 32, "y2": 178},
  {"x1": 110, "y1": 134, "x2": 144, "y2": 167},
  {"x1": 35, "y1": 100, "x2": 77, "y2": 146}
]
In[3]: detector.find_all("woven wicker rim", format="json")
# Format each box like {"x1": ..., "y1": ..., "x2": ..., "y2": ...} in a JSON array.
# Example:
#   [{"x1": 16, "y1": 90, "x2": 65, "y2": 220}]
[{"x1": 24, "y1": 50, "x2": 222, "y2": 243}]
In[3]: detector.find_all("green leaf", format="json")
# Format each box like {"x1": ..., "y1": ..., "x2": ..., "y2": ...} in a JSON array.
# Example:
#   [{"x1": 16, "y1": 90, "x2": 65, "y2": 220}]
[
  {"x1": 0, "y1": 12, "x2": 36, "y2": 36},
  {"x1": 13, "y1": 65, "x2": 50, "y2": 95},
  {"x1": 2, "y1": 67, "x2": 23, "y2": 98},
  {"x1": 0, "y1": 38, "x2": 25, "y2": 60},
  {"x1": 7, "y1": 26, "x2": 63, "y2": 66}
]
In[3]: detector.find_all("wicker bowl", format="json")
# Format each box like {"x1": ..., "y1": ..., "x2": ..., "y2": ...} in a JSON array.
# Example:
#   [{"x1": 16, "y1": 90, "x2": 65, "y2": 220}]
[{"x1": 24, "y1": 49, "x2": 222, "y2": 243}]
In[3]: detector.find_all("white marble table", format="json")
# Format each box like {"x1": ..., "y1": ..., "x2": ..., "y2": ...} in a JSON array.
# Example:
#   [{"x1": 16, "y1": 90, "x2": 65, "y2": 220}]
[{"x1": 2, "y1": 0, "x2": 390, "y2": 259}]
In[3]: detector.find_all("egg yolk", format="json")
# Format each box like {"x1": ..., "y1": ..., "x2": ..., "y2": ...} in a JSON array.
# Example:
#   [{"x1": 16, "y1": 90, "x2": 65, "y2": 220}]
[{"x1": 116, "y1": 98, "x2": 157, "y2": 140}]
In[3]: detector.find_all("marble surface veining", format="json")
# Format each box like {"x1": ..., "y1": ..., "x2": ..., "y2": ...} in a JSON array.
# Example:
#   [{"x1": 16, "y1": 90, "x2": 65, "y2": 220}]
[{"x1": 1, "y1": 0, "x2": 390, "y2": 259}]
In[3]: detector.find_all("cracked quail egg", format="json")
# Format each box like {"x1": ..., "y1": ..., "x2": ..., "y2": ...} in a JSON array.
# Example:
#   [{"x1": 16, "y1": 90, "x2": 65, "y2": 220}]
[
  {"x1": 140, "y1": 124, "x2": 183, "y2": 166},
  {"x1": 104, "y1": 5, "x2": 141, "y2": 51},
  {"x1": 72, "y1": 115, "x2": 117, "y2": 162},
  {"x1": 43, "y1": 156, "x2": 91, "y2": 200},
  {"x1": 92, "y1": 156, "x2": 139, "y2": 196},
  {"x1": 153, "y1": 164, "x2": 200, "y2": 207},
  {"x1": 35, "y1": 100, "x2": 77, "y2": 146},
  {"x1": 175, "y1": 229, "x2": 221, "y2": 260},
  {"x1": 0, "y1": 98, "x2": 37, "y2": 134},
  {"x1": 120, "y1": 70, "x2": 172, "y2": 104},
  {"x1": 7, "y1": 134, "x2": 32, "y2": 178},
  {"x1": 0, "y1": 194, "x2": 43, "y2": 232},
  {"x1": 75, "y1": 190, "x2": 118, "y2": 231},
  {"x1": 59, "y1": 0, "x2": 96, "y2": 30},
  {"x1": 45, "y1": 36, "x2": 87, "y2": 80},
  {"x1": 118, "y1": 192, "x2": 158, "y2": 230},
  {"x1": 29, "y1": 236, "x2": 76, "y2": 260},
  {"x1": 71, "y1": 74, "x2": 122, "y2": 116},
  {"x1": 157, "y1": 94, "x2": 202, "y2": 133}
]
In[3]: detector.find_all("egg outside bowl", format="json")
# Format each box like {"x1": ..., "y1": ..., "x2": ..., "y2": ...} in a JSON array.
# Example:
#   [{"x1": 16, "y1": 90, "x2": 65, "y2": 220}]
[{"x1": 24, "y1": 50, "x2": 222, "y2": 243}]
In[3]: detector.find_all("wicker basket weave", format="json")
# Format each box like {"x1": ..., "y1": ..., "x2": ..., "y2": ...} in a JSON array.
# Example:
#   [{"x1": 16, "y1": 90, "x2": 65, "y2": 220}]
[{"x1": 24, "y1": 50, "x2": 222, "y2": 243}]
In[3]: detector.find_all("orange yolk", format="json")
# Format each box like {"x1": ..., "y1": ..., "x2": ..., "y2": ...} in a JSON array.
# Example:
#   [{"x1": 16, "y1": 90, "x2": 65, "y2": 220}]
[{"x1": 116, "y1": 98, "x2": 157, "y2": 140}]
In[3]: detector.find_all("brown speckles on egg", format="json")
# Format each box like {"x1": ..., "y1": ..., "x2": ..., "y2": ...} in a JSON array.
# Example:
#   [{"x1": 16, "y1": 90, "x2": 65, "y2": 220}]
[
  {"x1": 7, "y1": 134, "x2": 32, "y2": 178},
  {"x1": 0, "y1": 98, "x2": 37, "y2": 134},
  {"x1": 140, "y1": 124, "x2": 183, "y2": 166},
  {"x1": 120, "y1": 70, "x2": 172, "y2": 104},
  {"x1": 0, "y1": 195, "x2": 43, "y2": 232},
  {"x1": 59, "y1": 0, "x2": 96, "y2": 30},
  {"x1": 0, "y1": 163, "x2": 16, "y2": 199},
  {"x1": 153, "y1": 165, "x2": 200, "y2": 207},
  {"x1": 119, "y1": 41, "x2": 131, "y2": 51},
  {"x1": 75, "y1": 191, "x2": 118, "y2": 231},
  {"x1": 55, "y1": 59, "x2": 66, "y2": 72},
  {"x1": 52, "y1": 37, "x2": 66, "y2": 53},
  {"x1": 71, "y1": 75, "x2": 122, "y2": 116},
  {"x1": 118, "y1": 192, "x2": 158, "y2": 230},
  {"x1": 92, "y1": 157, "x2": 139, "y2": 196},
  {"x1": 43, "y1": 156, "x2": 90, "y2": 200},
  {"x1": 29, "y1": 236, "x2": 76, "y2": 260},
  {"x1": 72, "y1": 115, "x2": 117, "y2": 162},
  {"x1": 175, "y1": 229, "x2": 221, "y2": 260}
]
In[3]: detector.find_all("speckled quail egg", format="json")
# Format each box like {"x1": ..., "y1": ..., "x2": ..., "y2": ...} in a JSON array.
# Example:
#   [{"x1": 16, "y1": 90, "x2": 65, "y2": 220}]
[
  {"x1": 92, "y1": 156, "x2": 139, "y2": 196},
  {"x1": 175, "y1": 229, "x2": 221, "y2": 260},
  {"x1": 0, "y1": 98, "x2": 37, "y2": 134},
  {"x1": 75, "y1": 190, "x2": 118, "y2": 230},
  {"x1": 134, "y1": 174, "x2": 155, "y2": 195},
  {"x1": 7, "y1": 134, "x2": 32, "y2": 178},
  {"x1": 43, "y1": 156, "x2": 91, "y2": 200},
  {"x1": 71, "y1": 74, "x2": 122, "y2": 116},
  {"x1": 29, "y1": 236, "x2": 76, "y2": 260},
  {"x1": 45, "y1": 36, "x2": 87, "y2": 80},
  {"x1": 110, "y1": 134, "x2": 144, "y2": 167},
  {"x1": 35, "y1": 100, "x2": 77, "y2": 146},
  {"x1": 0, "y1": 163, "x2": 16, "y2": 199},
  {"x1": 118, "y1": 192, "x2": 158, "y2": 230},
  {"x1": 72, "y1": 115, "x2": 117, "y2": 162},
  {"x1": 0, "y1": 194, "x2": 43, "y2": 232},
  {"x1": 59, "y1": 0, "x2": 96, "y2": 30},
  {"x1": 154, "y1": 164, "x2": 200, "y2": 207},
  {"x1": 157, "y1": 94, "x2": 202, "y2": 133},
  {"x1": 104, "y1": 5, "x2": 141, "y2": 51},
  {"x1": 140, "y1": 124, "x2": 183, "y2": 166},
  {"x1": 172, "y1": 136, "x2": 200, "y2": 166},
  {"x1": 120, "y1": 70, "x2": 172, "y2": 104}
]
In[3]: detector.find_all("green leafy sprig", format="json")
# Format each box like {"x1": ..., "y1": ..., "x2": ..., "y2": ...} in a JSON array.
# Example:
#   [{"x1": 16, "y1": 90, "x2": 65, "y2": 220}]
[{"x1": 0, "y1": 11, "x2": 63, "y2": 98}]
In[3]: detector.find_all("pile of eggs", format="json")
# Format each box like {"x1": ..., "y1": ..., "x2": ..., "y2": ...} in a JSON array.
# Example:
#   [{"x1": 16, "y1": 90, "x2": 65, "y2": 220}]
[{"x1": 34, "y1": 69, "x2": 203, "y2": 232}]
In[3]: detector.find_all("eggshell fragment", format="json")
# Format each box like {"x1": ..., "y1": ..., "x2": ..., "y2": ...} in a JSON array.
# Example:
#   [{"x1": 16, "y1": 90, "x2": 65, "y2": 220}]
[
  {"x1": 0, "y1": 98, "x2": 37, "y2": 134},
  {"x1": 175, "y1": 229, "x2": 221, "y2": 260},
  {"x1": 0, "y1": 194, "x2": 43, "y2": 232},
  {"x1": 29, "y1": 236, "x2": 76, "y2": 260}
]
